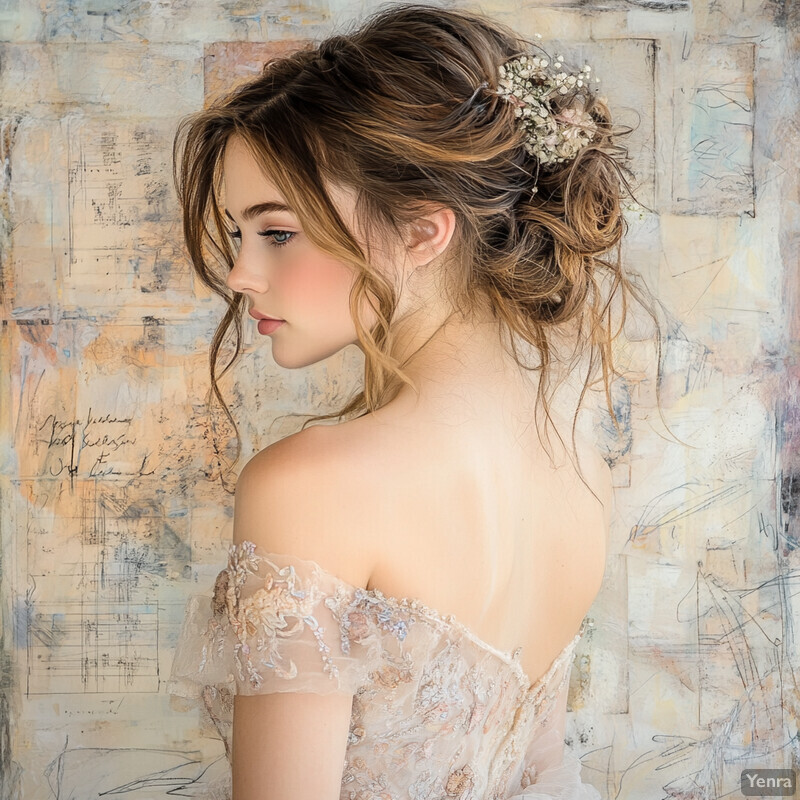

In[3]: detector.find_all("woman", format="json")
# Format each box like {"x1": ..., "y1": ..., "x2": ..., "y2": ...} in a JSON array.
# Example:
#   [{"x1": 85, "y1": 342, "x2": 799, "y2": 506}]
[{"x1": 168, "y1": 4, "x2": 661, "y2": 798}]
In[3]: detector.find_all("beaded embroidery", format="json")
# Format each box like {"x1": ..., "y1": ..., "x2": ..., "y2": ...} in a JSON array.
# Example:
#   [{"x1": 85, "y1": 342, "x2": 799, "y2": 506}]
[{"x1": 169, "y1": 541, "x2": 597, "y2": 799}]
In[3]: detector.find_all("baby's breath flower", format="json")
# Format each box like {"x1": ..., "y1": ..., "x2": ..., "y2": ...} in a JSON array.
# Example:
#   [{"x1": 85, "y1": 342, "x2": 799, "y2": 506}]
[{"x1": 493, "y1": 51, "x2": 599, "y2": 167}]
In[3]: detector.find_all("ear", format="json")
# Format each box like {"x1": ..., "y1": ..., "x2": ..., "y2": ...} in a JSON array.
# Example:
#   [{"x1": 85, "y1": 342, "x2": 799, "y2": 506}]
[{"x1": 404, "y1": 205, "x2": 457, "y2": 269}]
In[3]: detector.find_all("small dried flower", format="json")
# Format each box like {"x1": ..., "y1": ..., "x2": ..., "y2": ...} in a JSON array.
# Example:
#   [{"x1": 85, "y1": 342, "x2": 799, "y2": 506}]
[{"x1": 493, "y1": 52, "x2": 598, "y2": 167}]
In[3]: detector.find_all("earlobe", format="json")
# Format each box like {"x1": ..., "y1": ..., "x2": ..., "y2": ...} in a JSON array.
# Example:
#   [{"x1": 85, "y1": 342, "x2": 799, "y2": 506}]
[{"x1": 406, "y1": 206, "x2": 456, "y2": 267}]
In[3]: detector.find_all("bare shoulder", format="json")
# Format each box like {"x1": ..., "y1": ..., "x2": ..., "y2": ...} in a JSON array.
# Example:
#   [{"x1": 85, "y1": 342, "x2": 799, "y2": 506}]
[{"x1": 232, "y1": 423, "x2": 382, "y2": 589}]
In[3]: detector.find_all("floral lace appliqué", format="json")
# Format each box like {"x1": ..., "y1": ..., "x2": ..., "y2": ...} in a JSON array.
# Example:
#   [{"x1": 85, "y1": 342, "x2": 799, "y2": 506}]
[
  {"x1": 326, "y1": 585, "x2": 417, "y2": 655},
  {"x1": 211, "y1": 541, "x2": 337, "y2": 690},
  {"x1": 169, "y1": 540, "x2": 600, "y2": 800}
]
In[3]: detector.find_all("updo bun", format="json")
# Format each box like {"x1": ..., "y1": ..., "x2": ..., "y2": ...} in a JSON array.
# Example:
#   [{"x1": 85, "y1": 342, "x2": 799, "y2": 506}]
[{"x1": 174, "y1": 2, "x2": 664, "y2": 484}]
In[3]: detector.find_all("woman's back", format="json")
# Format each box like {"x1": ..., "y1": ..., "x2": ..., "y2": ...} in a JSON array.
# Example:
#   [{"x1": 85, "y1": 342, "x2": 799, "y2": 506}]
[
  {"x1": 168, "y1": 349, "x2": 610, "y2": 797},
  {"x1": 166, "y1": 312, "x2": 612, "y2": 797},
  {"x1": 306, "y1": 314, "x2": 610, "y2": 689}
]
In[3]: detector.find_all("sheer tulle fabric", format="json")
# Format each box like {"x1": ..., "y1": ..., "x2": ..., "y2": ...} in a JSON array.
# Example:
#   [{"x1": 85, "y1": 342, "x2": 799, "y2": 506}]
[
  {"x1": 168, "y1": 541, "x2": 383, "y2": 699},
  {"x1": 168, "y1": 542, "x2": 601, "y2": 799},
  {"x1": 506, "y1": 725, "x2": 601, "y2": 799}
]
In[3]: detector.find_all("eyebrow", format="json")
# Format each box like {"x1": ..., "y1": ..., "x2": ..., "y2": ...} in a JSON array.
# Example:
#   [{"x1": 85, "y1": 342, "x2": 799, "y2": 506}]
[{"x1": 224, "y1": 202, "x2": 295, "y2": 222}]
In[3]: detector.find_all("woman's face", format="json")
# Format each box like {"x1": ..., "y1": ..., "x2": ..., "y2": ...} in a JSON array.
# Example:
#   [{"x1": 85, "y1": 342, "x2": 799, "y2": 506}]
[{"x1": 221, "y1": 135, "x2": 375, "y2": 369}]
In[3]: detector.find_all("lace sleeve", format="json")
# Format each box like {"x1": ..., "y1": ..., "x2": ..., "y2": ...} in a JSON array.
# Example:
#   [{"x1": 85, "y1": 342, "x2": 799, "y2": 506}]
[{"x1": 167, "y1": 542, "x2": 383, "y2": 705}]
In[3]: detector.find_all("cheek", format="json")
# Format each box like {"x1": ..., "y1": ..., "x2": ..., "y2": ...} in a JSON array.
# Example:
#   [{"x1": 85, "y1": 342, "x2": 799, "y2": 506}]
[{"x1": 283, "y1": 255, "x2": 355, "y2": 316}]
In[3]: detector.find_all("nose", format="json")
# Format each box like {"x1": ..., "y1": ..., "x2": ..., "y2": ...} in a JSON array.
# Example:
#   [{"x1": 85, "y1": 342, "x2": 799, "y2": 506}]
[{"x1": 225, "y1": 249, "x2": 269, "y2": 295}]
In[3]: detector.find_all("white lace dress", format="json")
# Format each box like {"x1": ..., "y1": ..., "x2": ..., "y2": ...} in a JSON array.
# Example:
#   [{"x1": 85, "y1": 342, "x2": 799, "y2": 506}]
[{"x1": 167, "y1": 540, "x2": 601, "y2": 800}]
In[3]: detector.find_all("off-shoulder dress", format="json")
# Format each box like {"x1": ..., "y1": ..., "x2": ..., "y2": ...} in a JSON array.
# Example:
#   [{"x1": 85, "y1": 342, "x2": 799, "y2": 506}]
[{"x1": 168, "y1": 540, "x2": 601, "y2": 800}]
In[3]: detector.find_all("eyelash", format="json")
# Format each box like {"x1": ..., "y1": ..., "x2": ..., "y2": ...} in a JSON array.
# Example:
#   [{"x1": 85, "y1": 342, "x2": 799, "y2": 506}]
[{"x1": 228, "y1": 228, "x2": 295, "y2": 248}]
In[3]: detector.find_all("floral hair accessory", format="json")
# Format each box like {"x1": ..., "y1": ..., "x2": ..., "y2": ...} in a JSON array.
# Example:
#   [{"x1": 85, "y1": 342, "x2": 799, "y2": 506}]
[{"x1": 492, "y1": 38, "x2": 600, "y2": 175}]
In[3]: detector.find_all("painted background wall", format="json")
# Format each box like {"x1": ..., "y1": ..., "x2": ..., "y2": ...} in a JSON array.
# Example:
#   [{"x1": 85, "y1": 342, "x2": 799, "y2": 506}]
[{"x1": 1, "y1": 0, "x2": 797, "y2": 797}]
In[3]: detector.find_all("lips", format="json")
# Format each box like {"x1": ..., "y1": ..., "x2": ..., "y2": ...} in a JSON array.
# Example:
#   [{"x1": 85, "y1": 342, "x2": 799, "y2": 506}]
[{"x1": 249, "y1": 309, "x2": 285, "y2": 322}]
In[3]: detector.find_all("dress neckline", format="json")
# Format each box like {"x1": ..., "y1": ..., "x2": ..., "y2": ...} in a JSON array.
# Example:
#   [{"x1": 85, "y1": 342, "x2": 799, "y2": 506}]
[
  {"x1": 233, "y1": 541, "x2": 588, "y2": 695},
  {"x1": 362, "y1": 583, "x2": 587, "y2": 695}
]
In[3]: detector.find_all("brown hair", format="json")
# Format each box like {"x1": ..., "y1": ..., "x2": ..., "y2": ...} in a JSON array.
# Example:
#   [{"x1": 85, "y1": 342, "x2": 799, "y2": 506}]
[{"x1": 174, "y1": 2, "x2": 669, "y2": 496}]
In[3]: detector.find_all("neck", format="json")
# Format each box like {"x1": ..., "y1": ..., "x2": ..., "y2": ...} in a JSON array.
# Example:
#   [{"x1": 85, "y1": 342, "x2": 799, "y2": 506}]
[{"x1": 384, "y1": 294, "x2": 524, "y2": 398}]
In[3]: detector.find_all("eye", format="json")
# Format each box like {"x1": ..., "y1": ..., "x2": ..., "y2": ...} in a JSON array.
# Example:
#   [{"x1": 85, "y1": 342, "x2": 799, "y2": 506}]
[
  {"x1": 259, "y1": 229, "x2": 296, "y2": 248},
  {"x1": 226, "y1": 227, "x2": 296, "y2": 248}
]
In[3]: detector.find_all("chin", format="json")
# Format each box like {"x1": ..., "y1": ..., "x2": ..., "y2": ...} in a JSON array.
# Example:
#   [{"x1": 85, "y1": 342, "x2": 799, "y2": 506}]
[{"x1": 270, "y1": 341, "x2": 348, "y2": 370}]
